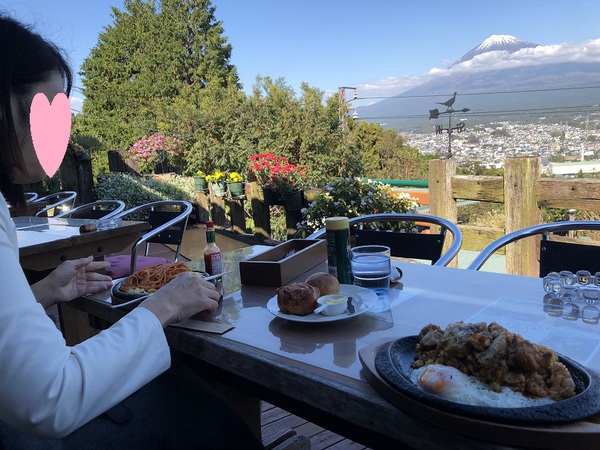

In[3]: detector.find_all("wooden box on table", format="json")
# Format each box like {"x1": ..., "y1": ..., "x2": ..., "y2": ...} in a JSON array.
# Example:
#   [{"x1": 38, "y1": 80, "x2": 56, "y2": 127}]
[{"x1": 239, "y1": 239, "x2": 327, "y2": 286}]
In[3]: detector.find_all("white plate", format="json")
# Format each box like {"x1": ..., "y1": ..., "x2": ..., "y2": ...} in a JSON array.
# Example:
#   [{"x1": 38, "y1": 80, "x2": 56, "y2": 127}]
[{"x1": 266, "y1": 284, "x2": 378, "y2": 323}]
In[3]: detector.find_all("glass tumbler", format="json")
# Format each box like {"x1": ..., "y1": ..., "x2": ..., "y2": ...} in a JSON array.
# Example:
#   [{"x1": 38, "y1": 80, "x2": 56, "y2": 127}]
[
  {"x1": 559, "y1": 270, "x2": 577, "y2": 286},
  {"x1": 350, "y1": 245, "x2": 391, "y2": 296},
  {"x1": 542, "y1": 273, "x2": 562, "y2": 297},
  {"x1": 561, "y1": 284, "x2": 578, "y2": 303},
  {"x1": 577, "y1": 270, "x2": 592, "y2": 285}
]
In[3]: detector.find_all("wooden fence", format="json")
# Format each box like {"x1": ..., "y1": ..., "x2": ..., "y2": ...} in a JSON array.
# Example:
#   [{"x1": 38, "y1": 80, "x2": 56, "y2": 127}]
[
  {"x1": 429, "y1": 157, "x2": 600, "y2": 276},
  {"x1": 194, "y1": 181, "x2": 304, "y2": 244},
  {"x1": 43, "y1": 150, "x2": 600, "y2": 277}
]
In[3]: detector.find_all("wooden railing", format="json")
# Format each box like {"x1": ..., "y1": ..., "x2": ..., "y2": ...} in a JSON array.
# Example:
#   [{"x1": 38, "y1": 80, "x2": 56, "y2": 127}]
[
  {"x1": 197, "y1": 157, "x2": 600, "y2": 276},
  {"x1": 429, "y1": 157, "x2": 600, "y2": 275},
  {"x1": 194, "y1": 182, "x2": 304, "y2": 243}
]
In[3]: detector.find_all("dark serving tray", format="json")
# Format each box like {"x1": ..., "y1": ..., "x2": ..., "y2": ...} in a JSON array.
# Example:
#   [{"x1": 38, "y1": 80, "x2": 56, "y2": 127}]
[
  {"x1": 374, "y1": 336, "x2": 600, "y2": 425},
  {"x1": 111, "y1": 279, "x2": 150, "y2": 308}
]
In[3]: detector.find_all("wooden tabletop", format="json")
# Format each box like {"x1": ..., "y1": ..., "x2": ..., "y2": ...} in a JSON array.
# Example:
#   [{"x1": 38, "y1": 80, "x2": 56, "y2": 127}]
[
  {"x1": 15, "y1": 216, "x2": 149, "y2": 271},
  {"x1": 69, "y1": 245, "x2": 600, "y2": 449}
]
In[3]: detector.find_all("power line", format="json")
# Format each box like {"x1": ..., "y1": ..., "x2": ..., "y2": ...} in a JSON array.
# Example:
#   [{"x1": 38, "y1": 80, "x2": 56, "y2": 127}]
[
  {"x1": 359, "y1": 105, "x2": 600, "y2": 121},
  {"x1": 348, "y1": 85, "x2": 600, "y2": 101}
]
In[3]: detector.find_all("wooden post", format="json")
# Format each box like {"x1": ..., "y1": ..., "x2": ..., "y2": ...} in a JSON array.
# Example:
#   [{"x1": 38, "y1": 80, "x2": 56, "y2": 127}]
[
  {"x1": 247, "y1": 182, "x2": 271, "y2": 242},
  {"x1": 285, "y1": 209, "x2": 303, "y2": 240},
  {"x1": 504, "y1": 157, "x2": 541, "y2": 276},
  {"x1": 209, "y1": 185, "x2": 227, "y2": 226},
  {"x1": 229, "y1": 198, "x2": 246, "y2": 235},
  {"x1": 428, "y1": 158, "x2": 458, "y2": 267},
  {"x1": 194, "y1": 192, "x2": 210, "y2": 223}
]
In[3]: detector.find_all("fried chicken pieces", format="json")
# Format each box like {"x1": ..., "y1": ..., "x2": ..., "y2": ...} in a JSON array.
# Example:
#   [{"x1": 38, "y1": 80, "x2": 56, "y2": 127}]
[{"x1": 413, "y1": 322, "x2": 576, "y2": 401}]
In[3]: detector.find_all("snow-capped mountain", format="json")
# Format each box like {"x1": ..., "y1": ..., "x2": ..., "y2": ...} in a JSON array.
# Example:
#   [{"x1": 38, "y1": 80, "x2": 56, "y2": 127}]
[
  {"x1": 452, "y1": 34, "x2": 538, "y2": 66},
  {"x1": 356, "y1": 35, "x2": 600, "y2": 132}
]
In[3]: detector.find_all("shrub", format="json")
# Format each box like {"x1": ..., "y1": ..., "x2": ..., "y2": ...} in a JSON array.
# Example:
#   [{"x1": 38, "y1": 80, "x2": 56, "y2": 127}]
[
  {"x1": 96, "y1": 173, "x2": 195, "y2": 211},
  {"x1": 295, "y1": 178, "x2": 419, "y2": 237}
]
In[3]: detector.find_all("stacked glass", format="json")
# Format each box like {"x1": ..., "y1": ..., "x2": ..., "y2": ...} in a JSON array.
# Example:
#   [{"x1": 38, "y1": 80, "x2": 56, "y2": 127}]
[
  {"x1": 95, "y1": 217, "x2": 123, "y2": 231},
  {"x1": 543, "y1": 270, "x2": 600, "y2": 304}
]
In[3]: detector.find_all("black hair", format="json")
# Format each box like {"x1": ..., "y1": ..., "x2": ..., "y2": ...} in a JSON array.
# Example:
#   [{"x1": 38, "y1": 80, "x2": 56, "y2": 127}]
[{"x1": 0, "y1": 14, "x2": 72, "y2": 208}]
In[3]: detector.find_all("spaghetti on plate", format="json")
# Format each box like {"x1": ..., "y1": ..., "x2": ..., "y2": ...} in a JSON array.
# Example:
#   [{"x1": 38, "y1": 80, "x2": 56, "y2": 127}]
[{"x1": 119, "y1": 261, "x2": 190, "y2": 295}]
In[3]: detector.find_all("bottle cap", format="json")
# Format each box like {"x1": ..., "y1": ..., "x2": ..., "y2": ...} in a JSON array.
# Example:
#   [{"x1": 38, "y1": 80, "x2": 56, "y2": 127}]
[
  {"x1": 206, "y1": 221, "x2": 214, "y2": 228},
  {"x1": 325, "y1": 216, "x2": 349, "y2": 230}
]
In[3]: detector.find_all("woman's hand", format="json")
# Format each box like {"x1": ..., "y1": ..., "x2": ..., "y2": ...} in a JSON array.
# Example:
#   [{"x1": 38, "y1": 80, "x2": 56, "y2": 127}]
[
  {"x1": 31, "y1": 256, "x2": 113, "y2": 308},
  {"x1": 140, "y1": 272, "x2": 220, "y2": 327}
]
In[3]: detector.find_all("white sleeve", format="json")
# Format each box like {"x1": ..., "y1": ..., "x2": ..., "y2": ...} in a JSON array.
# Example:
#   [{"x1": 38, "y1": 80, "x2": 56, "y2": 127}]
[{"x1": 0, "y1": 203, "x2": 170, "y2": 438}]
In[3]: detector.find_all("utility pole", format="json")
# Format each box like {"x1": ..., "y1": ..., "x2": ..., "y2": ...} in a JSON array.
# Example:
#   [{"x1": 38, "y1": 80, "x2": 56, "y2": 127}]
[
  {"x1": 428, "y1": 92, "x2": 470, "y2": 159},
  {"x1": 338, "y1": 86, "x2": 357, "y2": 136},
  {"x1": 338, "y1": 86, "x2": 357, "y2": 177}
]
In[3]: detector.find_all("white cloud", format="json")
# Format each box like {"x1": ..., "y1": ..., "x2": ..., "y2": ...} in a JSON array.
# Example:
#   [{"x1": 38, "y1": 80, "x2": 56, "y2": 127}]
[
  {"x1": 353, "y1": 39, "x2": 600, "y2": 101},
  {"x1": 69, "y1": 96, "x2": 83, "y2": 114}
]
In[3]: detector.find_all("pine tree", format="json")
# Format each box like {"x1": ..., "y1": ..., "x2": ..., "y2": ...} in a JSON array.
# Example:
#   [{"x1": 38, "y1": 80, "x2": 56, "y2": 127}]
[{"x1": 79, "y1": 0, "x2": 238, "y2": 150}]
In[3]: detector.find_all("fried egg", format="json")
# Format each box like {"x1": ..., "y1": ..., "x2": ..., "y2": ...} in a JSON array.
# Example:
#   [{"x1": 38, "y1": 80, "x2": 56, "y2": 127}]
[{"x1": 410, "y1": 364, "x2": 555, "y2": 408}]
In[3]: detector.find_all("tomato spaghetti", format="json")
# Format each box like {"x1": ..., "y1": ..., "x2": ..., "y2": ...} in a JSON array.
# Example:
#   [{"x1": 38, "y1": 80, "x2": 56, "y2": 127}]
[{"x1": 120, "y1": 261, "x2": 190, "y2": 294}]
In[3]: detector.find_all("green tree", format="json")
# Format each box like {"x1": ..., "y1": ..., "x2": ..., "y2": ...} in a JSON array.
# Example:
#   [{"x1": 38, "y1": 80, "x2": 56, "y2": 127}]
[
  {"x1": 457, "y1": 161, "x2": 503, "y2": 176},
  {"x1": 79, "y1": 0, "x2": 238, "y2": 151},
  {"x1": 347, "y1": 122, "x2": 432, "y2": 180}
]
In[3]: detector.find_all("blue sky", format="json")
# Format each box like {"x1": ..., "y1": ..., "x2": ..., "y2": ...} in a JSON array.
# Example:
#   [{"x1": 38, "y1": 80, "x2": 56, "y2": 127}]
[{"x1": 4, "y1": 0, "x2": 600, "y2": 110}]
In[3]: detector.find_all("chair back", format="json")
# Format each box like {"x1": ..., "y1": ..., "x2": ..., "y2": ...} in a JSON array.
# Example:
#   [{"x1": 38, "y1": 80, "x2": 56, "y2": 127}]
[
  {"x1": 467, "y1": 220, "x2": 600, "y2": 276},
  {"x1": 147, "y1": 210, "x2": 187, "y2": 246},
  {"x1": 539, "y1": 240, "x2": 600, "y2": 277},
  {"x1": 355, "y1": 229, "x2": 446, "y2": 263},
  {"x1": 33, "y1": 191, "x2": 77, "y2": 217},
  {"x1": 54, "y1": 200, "x2": 126, "y2": 220},
  {"x1": 113, "y1": 201, "x2": 193, "y2": 275},
  {"x1": 24, "y1": 192, "x2": 38, "y2": 203},
  {"x1": 307, "y1": 213, "x2": 462, "y2": 267}
]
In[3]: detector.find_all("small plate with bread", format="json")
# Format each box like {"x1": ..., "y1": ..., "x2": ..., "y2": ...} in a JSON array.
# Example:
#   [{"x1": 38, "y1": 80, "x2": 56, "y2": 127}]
[{"x1": 266, "y1": 272, "x2": 378, "y2": 323}]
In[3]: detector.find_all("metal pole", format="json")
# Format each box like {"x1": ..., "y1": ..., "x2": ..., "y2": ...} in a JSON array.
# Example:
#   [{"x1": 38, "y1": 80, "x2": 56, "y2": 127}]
[{"x1": 448, "y1": 111, "x2": 452, "y2": 156}]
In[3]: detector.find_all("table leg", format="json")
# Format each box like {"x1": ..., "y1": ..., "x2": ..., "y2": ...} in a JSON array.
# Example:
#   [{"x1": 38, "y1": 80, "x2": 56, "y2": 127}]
[
  {"x1": 207, "y1": 381, "x2": 262, "y2": 441},
  {"x1": 58, "y1": 303, "x2": 99, "y2": 345},
  {"x1": 171, "y1": 350, "x2": 262, "y2": 440}
]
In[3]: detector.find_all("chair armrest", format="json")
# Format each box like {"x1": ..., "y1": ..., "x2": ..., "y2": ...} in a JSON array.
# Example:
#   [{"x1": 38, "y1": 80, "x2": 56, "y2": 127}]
[{"x1": 466, "y1": 220, "x2": 600, "y2": 271}]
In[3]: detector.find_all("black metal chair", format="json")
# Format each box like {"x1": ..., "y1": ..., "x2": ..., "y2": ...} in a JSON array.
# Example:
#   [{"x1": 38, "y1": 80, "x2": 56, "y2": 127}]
[
  {"x1": 54, "y1": 200, "x2": 126, "y2": 220},
  {"x1": 105, "y1": 201, "x2": 193, "y2": 278},
  {"x1": 33, "y1": 191, "x2": 78, "y2": 217},
  {"x1": 24, "y1": 192, "x2": 38, "y2": 203},
  {"x1": 467, "y1": 220, "x2": 600, "y2": 276},
  {"x1": 307, "y1": 213, "x2": 462, "y2": 267}
]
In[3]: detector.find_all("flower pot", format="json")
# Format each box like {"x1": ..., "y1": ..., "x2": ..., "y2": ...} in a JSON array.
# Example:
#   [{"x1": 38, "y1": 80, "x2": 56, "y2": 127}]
[
  {"x1": 210, "y1": 181, "x2": 227, "y2": 197},
  {"x1": 227, "y1": 181, "x2": 245, "y2": 198},
  {"x1": 261, "y1": 187, "x2": 283, "y2": 205},
  {"x1": 194, "y1": 176, "x2": 207, "y2": 192},
  {"x1": 282, "y1": 190, "x2": 303, "y2": 210}
]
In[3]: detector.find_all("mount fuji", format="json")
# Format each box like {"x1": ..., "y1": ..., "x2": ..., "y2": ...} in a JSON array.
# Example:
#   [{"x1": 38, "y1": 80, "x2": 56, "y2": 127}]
[
  {"x1": 452, "y1": 35, "x2": 538, "y2": 66},
  {"x1": 356, "y1": 35, "x2": 600, "y2": 132}
]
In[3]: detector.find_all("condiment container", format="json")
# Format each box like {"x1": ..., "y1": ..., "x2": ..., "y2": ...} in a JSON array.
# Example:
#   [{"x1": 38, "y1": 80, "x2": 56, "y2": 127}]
[
  {"x1": 204, "y1": 221, "x2": 222, "y2": 275},
  {"x1": 314, "y1": 294, "x2": 348, "y2": 316},
  {"x1": 325, "y1": 216, "x2": 353, "y2": 284}
]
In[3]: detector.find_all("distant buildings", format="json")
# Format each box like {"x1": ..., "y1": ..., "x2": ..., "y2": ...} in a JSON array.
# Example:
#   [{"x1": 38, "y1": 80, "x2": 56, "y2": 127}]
[
  {"x1": 546, "y1": 160, "x2": 600, "y2": 177},
  {"x1": 405, "y1": 118, "x2": 600, "y2": 173}
]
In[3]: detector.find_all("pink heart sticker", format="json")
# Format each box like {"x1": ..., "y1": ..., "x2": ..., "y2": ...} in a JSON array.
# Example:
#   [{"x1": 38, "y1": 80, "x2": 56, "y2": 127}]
[{"x1": 30, "y1": 93, "x2": 72, "y2": 177}]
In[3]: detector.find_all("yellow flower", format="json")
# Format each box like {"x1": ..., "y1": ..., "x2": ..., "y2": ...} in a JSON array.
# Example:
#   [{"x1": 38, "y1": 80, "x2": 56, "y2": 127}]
[
  {"x1": 206, "y1": 171, "x2": 224, "y2": 182},
  {"x1": 195, "y1": 170, "x2": 205, "y2": 177},
  {"x1": 229, "y1": 172, "x2": 243, "y2": 183}
]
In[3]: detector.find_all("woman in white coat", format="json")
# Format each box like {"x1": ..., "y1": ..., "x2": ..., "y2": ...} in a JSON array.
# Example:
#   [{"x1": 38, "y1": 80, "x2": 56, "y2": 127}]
[{"x1": 0, "y1": 14, "x2": 262, "y2": 449}]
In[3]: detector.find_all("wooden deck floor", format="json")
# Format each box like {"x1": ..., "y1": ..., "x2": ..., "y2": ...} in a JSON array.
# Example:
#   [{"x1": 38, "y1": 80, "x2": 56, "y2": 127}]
[
  {"x1": 261, "y1": 402, "x2": 370, "y2": 450},
  {"x1": 132, "y1": 225, "x2": 372, "y2": 449}
]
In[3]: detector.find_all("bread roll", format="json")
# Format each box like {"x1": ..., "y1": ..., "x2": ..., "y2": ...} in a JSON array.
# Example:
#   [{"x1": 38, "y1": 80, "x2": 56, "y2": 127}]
[
  {"x1": 306, "y1": 272, "x2": 340, "y2": 296},
  {"x1": 277, "y1": 282, "x2": 320, "y2": 316}
]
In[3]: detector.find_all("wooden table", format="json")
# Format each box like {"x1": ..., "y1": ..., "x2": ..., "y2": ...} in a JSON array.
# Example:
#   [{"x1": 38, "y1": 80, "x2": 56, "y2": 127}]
[
  {"x1": 15, "y1": 216, "x2": 149, "y2": 271},
  {"x1": 16, "y1": 216, "x2": 149, "y2": 344},
  {"x1": 69, "y1": 246, "x2": 600, "y2": 449}
]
